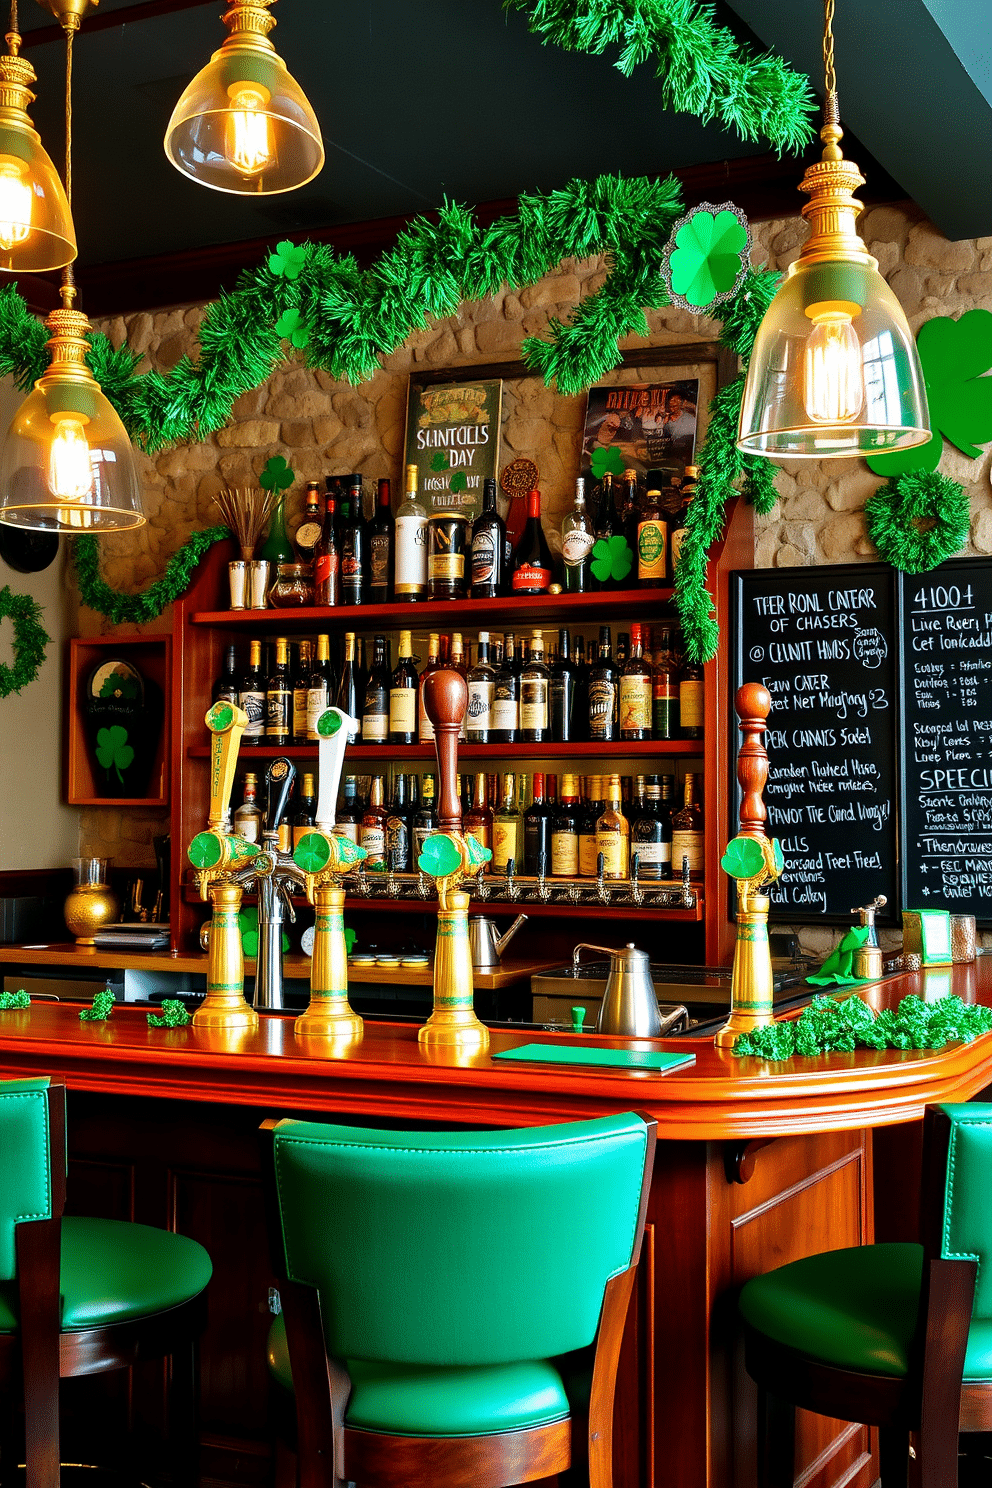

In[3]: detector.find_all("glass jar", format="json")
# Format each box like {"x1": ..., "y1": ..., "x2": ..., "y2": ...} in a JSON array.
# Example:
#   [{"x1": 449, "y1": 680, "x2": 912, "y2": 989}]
[{"x1": 267, "y1": 562, "x2": 314, "y2": 608}]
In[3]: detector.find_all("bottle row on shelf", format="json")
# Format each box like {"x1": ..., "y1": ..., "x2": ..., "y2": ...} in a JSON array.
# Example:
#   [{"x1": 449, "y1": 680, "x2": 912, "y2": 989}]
[
  {"x1": 212, "y1": 619, "x2": 704, "y2": 749},
  {"x1": 233, "y1": 767, "x2": 704, "y2": 884},
  {"x1": 257, "y1": 462, "x2": 696, "y2": 609}
]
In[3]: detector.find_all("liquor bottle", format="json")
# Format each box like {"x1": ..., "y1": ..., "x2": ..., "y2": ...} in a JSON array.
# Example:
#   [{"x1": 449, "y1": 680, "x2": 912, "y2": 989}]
[
  {"x1": 680, "y1": 654, "x2": 705, "y2": 740},
  {"x1": 413, "y1": 772, "x2": 437, "y2": 860},
  {"x1": 595, "y1": 774, "x2": 629, "y2": 880},
  {"x1": 234, "y1": 772, "x2": 262, "y2": 843},
  {"x1": 368, "y1": 478, "x2": 394, "y2": 604},
  {"x1": 387, "y1": 630, "x2": 418, "y2": 744},
  {"x1": 294, "y1": 482, "x2": 324, "y2": 565},
  {"x1": 578, "y1": 776, "x2": 603, "y2": 877},
  {"x1": 385, "y1": 772, "x2": 412, "y2": 872},
  {"x1": 493, "y1": 773, "x2": 523, "y2": 875},
  {"x1": 360, "y1": 775, "x2": 388, "y2": 870},
  {"x1": 519, "y1": 630, "x2": 550, "y2": 744},
  {"x1": 637, "y1": 484, "x2": 668, "y2": 587},
  {"x1": 523, "y1": 773, "x2": 551, "y2": 875},
  {"x1": 670, "y1": 773, "x2": 704, "y2": 880},
  {"x1": 551, "y1": 773, "x2": 580, "y2": 877},
  {"x1": 511, "y1": 490, "x2": 554, "y2": 594},
  {"x1": 306, "y1": 634, "x2": 334, "y2": 741},
  {"x1": 334, "y1": 632, "x2": 360, "y2": 742},
  {"x1": 470, "y1": 476, "x2": 505, "y2": 598},
  {"x1": 591, "y1": 472, "x2": 615, "y2": 591},
  {"x1": 619, "y1": 622, "x2": 652, "y2": 742},
  {"x1": 313, "y1": 486, "x2": 339, "y2": 606},
  {"x1": 467, "y1": 632, "x2": 495, "y2": 744},
  {"x1": 619, "y1": 468, "x2": 641, "y2": 561},
  {"x1": 560, "y1": 476, "x2": 594, "y2": 592},
  {"x1": 395, "y1": 463, "x2": 428, "y2": 602},
  {"x1": 491, "y1": 633, "x2": 519, "y2": 745},
  {"x1": 340, "y1": 479, "x2": 366, "y2": 604},
  {"x1": 212, "y1": 644, "x2": 240, "y2": 704},
  {"x1": 630, "y1": 775, "x2": 671, "y2": 881},
  {"x1": 239, "y1": 639, "x2": 266, "y2": 746},
  {"x1": 652, "y1": 625, "x2": 680, "y2": 740},
  {"x1": 265, "y1": 637, "x2": 291, "y2": 745},
  {"x1": 362, "y1": 635, "x2": 390, "y2": 744},
  {"x1": 336, "y1": 776, "x2": 361, "y2": 845},
  {"x1": 292, "y1": 640, "x2": 312, "y2": 746},
  {"x1": 293, "y1": 772, "x2": 316, "y2": 849},
  {"x1": 616, "y1": 632, "x2": 629, "y2": 668},
  {"x1": 450, "y1": 632, "x2": 469, "y2": 740},
  {"x1": 464, "y1": 773, "x2": 493, "y2": 861},
  {"x1": 549, "y1": 628, "x2": 575, "y2": 742},
  {"x1": 669, "y1": 466, "x2": 697, "y2": 573},
  {"x1": 572, "y1": 635, "x2": 588, "y2": 740},
  {"x1": 417, "y1": 633, "x2": 441, "y2": 744},
  {"x1": 587, "y1": 627, "x2": 617, "y2": 743}
]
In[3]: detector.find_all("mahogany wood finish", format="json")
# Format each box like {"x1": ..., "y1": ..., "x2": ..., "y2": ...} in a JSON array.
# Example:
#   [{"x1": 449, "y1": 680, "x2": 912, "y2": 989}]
[
  {"x1": 66, "y1": 635, "x2": 171, "y2": 807},
  {"x1": 734, "y1": 684, "x2": 772, "y2": 840},
  {"x1": 422, "y1": 668, "x2": 467, "y2": 832}
]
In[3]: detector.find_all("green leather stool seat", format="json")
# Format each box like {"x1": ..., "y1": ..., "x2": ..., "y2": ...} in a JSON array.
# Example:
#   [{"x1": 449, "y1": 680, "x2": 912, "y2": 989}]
[
  {"x1": 739, "y1": 1243, "x2": 924, "y2": 1378},
  {"x1": 963, "y1": 1319, "x2": 992, "y2": 1382},
  {"x1": 267, "y1": 1314, "x2": 571, "y2": 1437},
  {"x1": 0, "y1": 1216, "x2": 212, "y2": 1333}
]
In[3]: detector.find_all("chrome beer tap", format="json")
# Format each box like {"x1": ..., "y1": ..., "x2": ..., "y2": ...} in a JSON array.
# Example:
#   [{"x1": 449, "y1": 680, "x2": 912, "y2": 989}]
[{"x1": 242, "y1": 758, "x2": 309, "y2": 1013}]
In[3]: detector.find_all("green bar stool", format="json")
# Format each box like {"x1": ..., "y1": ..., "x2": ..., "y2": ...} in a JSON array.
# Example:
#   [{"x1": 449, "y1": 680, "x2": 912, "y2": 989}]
[
  {"x1": 261, "y1": 1110, "x2": 657, "y2": 1488},
  {"x1": 0, "y1": 1076, "x2": 213, "y2": 1488},
  {"x1": 738, "y1": 1103, "x2": 992, "y2": 1488}
]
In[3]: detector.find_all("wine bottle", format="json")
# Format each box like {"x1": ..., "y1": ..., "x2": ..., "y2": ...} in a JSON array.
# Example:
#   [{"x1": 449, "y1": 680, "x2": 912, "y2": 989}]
[
  {"x1": 619, "y1": 622, "x2": 652, "y2": 742},
  {"x1": 670, "y1": 466, "x2": 697, "y2": 573},
  {"x1": 560, "y1": 477, "x2": 594, "y2": 592},
  {"x1": 265, "y1": 637, "x2": 291, "y2": 746},
  {"x1": 523, "y1": 772, "x2": 551, "y2": 875},
  {"x1": 467, "y1": 632, "x2": 495, "y2": 744},
  {"x1": 292, "y1": 640, "x2": 312, "y2": 746},
  {"x1": 550, "y1": 628, "x2": 575, "y2": 743},
  {"x1": 652, "y1": 625, "x2": 680, "y2": 740},
  {"x1": 234, "y1": 772, "x2": 262, "y2": 844},
  {"x1": 491, "y1": 632, "x2": 519, "y2": 745},
  {"x1": 464, "y1": 772, "x2": 493, "y2": 860},
  {"x1": 385, "y1": 772, "x2": 412, "y2": 871},
  {"x1": 293, "y1": 772, "x2": 316, "y2": 850},
  {"x1": 362, "y1": 634, "x2": 390, "y2": 744},
  {"x1": 493, "y1": 773, "x2": 523, "y2": 876},
  {"x1": 306, "y1": 634, "x2": 334, "y2": 741},
  {"x1": 680, "y1": 654, "x2": 705, "y2": 740},
  {"x1": 313, "y1": 486, "x2": 339, "y2": 606},
  {"x1": 470, "y1": 476, "x2": 505, "y2": 598},
  {"x1": 395, "y1": 463, "x2": 427, "y2": 602},
  {"x1": 511, "y1": 489, "x2": 554, "y2": 594},
  {"x1": 239, "y1": 639, "x2": 266, "y2": 746},
  {"x1": 551, "y1": 774, "x2": 580, "y2": 877},
  {"x1": 578, "y1": 776, "x2": 602, "y2": 877},
  {"x1": 212, "y1": 644, "x2": 240, "y2": 704},
  {"x1": 389, "y1": 630, "x2": 418, "y2": 745},
  {"x1": 334, "y1": 632, "x2": 360, "y2": 742},
  {"x1": 417, "y1": 633, "x2": 441, "y2": 744},
  {"x1": 450, "y1": 632, "x2": 469, "y2": 741},
  {"x1": 587, "y1": 626, "x2": 617, "y2": 743},
  {"x1": 360, "y1": 775, "x2": 388, "y2": 871},
  {"x1": 340, "y1": 477, "x2": 366, "y2": 604},
  {"x1": 519, "y1": 630, "x2": 550, "y2": 744},
  {"x1": 592, "y1": 473, "x2": 615, "y2": 591},
  {"x1": 630, "y1": 775, "x2": 671, "y2": 881},
  {"x1": 368, "y1": 477, "x2": 394, "y2": 604},
  {"x1": 671, "y1": 773, "x2": 704, "y2": 880},
  {"x1": 413, "y1": 772, "x2": 437, "y2": 860}
]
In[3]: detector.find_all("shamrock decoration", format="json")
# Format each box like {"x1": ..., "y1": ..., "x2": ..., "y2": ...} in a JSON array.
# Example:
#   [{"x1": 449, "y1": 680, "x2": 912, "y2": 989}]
[
  {"x1": 268, "y1": 240, "x2": 308, "y2": 280},
  {"x1": 260, "y1": 456, "x2": 294, "y2": 493},
  {"x1": 99, "y1": 669, "x2": 139, "y2": 700},
  {"x1": 590, "y1": 445, "x2": 625, "y2": 480},
  {"x1": 294, "y1": 833, "x2": 332, "y2": 874},
  {"x1": 0, "y1": 990, "x2": 29, "y2": 1010},
  {"x1": 464, "y1": 835, "x2": 492, "y2": 868},
  {"x1": 418, "y1": 833, "x2": 463, "y2": 879},
  {"x1": 449, "y1": 470, "x2": 468, "y2": 494},
  {"x1": 316, "y1": 710, "x2": 343, "y2": 737},
  {"x1": 147, "y1": 999, "x2": 191, "y2": 1028},
  {"x1": 721, "y1": 836, "x2": 765, "y2": 880},
  {"x1": 663, "y1": 202, "x2": 751, "y2": 311},
  {"x1": 428, "y1": 450, "x2": 469, "y2": 495},
  {"x1": 237, "y1": 907, "x2": 289, "y2": 959},
  {"x1": 590, "y1": 534, "x2": 633, "y2": 585},
  {"x1": 79, "y1": 990, "x2": 115, "y2": 1022},
  {"x1": 95, "y1": 725, "x2": 134, "y2": 784},
  {"x1": 430, "y1": 451, "x2": 449, "y2": 472},
  {"x1": 868, "y1": 308, "x2": 992, "y2": 477},
  {"x1": 275, "y1": 308, "x2": 310, "y2": 350}
]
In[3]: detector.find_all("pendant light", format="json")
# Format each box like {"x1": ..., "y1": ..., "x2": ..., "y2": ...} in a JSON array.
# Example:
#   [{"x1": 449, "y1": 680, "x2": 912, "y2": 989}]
[
  {"x1": 0, "y1": 2, "x2": 143, "y2": 533},
  {"x1": 164, "y1": 0, "x2": 323, "y2": 195},
  {"x1": 0, "y1": 1, "x2": 75, "y2": 272},
  {"x1": 737, "y1": 0, "x2": 930, "y2": 460}
]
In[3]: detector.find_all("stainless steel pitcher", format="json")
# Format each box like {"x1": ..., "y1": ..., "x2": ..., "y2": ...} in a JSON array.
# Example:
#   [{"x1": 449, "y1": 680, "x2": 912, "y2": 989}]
[
  {"x1": 468, "y1": 913, "x2": 528, "y2": 970},
  {"x1": 573, "y1": 942, "x2": 684, "y2": 1038}
]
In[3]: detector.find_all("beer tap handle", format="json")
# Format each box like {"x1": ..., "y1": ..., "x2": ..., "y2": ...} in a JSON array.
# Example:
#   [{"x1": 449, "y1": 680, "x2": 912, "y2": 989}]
[
  {"x1": 314, "y1": 707, "x2": 357, "y2": 832},
  {"x1": 264, "y1": 759, "x2": 296, "y2": 845},
  {"x1": 205, "y1": 700, "x2": 249, "y2": 831},
  {"x1": 735, "y1": 683, "x2": 773, "y2": 840},
  {"x1": 422, "y1": 668, "x2": 468, "y2": 833}
]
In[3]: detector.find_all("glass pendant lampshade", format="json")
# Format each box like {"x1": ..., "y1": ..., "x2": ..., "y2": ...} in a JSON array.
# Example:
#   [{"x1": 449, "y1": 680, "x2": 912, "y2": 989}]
[
  {"x1": 0, "y1": 28, "x2": 76, "y2": 272},
  {"x1": 164, "y1": 0, "x2": 323, "y2": 195}
]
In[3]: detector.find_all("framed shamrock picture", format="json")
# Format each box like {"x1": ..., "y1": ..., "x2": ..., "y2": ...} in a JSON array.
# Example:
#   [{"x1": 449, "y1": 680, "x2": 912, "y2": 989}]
[
  {"x1": 581, "y1": 378, "x2": 701, "y2": 489},
  {"x1": 403, "y1": 377, "x2": 503, "y2": 522}
]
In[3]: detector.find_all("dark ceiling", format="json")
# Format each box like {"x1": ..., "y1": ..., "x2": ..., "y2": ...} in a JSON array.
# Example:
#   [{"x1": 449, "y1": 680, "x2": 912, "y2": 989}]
[{"x1": 13, "y1": 0, "x2": 992, "y2": 307}]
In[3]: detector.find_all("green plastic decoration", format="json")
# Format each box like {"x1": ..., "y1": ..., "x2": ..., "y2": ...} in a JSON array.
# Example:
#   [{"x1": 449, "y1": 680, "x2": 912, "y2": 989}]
[
  {"x1": 294, "y1": 832, "x2": 331, "y2": 873},
  {"x1": 0, "y1": 989, "x2": 29, "y2": 1009},
  {"x1": 238, "y1": 907, "x2": 289, "y2": 959},
  {"x1": 720, "y1": 836, "x2": 765, "y2": 880},
  {"x1": 664, "y1": 203, "x2": 751, "y2": 309},
  {"x1": 864, "y1": 469, "x2": 971, "y2": 573},
  {"x1": 274, "y1": 308, "x2": 310, "y2": 349},
  {"x1": 268, "y1": 240, "x2": 309, "y2": 280},
  {"x1": 147, "y1": 999, "x2": 191, "y2": 1027},
  {"x1": 868, "y1": 308, "x2": 992, "y2": 478},
  {"x1": 591, "y1": 533, "x2": 634, "y2": 585},
  {"x1": 95, "y1": 725, "x2": 135, "y2": 784},
  {"x1": 590, "y1": 445, "x2": 625, "y2": 480},
  {"x1": 73, "y1": 526, "x2": 229, "y2": 625},
  {"x1": 260, "y1": 456, "x2": 295, "y2": 493},
  {"x1": 418, "y1": 834, "x2": 463, "y2": 879},
  {"x1": 0, "y1": 585, "x2": 50, "y2": 700},
  {"x1": 734, "y1": 992, "x2": 992, "y2": 1061},
  {"x1": 79, "y1": 990, "x2": 116, "y2": 1022}
]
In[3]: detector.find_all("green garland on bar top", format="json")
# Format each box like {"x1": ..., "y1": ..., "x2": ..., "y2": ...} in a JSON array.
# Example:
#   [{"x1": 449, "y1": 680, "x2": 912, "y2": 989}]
[
  {"x1": 0, "y1": 585, "x2": 50, "y2": 699},
  {"x1": 72, "y1": 526, "x2": 229, "y2": 625},
  {"x1": 79, "y1": 990, "x2": 115, "y2": 1022},
  {"x1": 0, "y1": 989, "x2": 29, "y2": 1009},
  {"x1": 733, "y1": 992, "x2": 992, "y2": 1061},
  {"x1": 148, "y1": 999, "x2": 191, "y2": 1028}
]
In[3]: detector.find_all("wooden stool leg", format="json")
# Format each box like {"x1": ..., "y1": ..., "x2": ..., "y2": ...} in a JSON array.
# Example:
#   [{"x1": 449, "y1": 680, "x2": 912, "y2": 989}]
[
  {"x1": 756, "y1": 1388, "x2": 795, "y2": 1488},
  {"x1": 878, "y1": 1426, "x2": 909, "y2": 1488},
  {"x1": 169, "y1": 1338, "x2": 201, "y2": 1486}
]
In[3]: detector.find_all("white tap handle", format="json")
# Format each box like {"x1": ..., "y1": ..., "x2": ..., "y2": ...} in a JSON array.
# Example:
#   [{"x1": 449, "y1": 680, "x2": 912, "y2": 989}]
[{"x1": 314, "y1": 706, "x2": 357, "y2": 831}]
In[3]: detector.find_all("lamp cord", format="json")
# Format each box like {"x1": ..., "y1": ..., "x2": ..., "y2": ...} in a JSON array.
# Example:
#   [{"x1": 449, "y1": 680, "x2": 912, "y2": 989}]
[
  {"x1": 822, "y1": 0, "x2": 839, "y2": 124},
  {"x1": 61, "y1": 18, "x2": 75, "y2": 302}
]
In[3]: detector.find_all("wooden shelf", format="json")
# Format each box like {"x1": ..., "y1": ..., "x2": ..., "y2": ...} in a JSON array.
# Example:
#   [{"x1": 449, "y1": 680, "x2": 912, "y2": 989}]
[{"x1": 186, "y1": 739, "x2": 703, "y2": 762}]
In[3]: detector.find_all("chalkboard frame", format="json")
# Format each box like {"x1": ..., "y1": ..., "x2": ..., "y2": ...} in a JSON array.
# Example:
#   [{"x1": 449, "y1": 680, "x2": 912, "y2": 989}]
[{"x1": 730, "y1": 563, "x2": 901, "y2": 928}]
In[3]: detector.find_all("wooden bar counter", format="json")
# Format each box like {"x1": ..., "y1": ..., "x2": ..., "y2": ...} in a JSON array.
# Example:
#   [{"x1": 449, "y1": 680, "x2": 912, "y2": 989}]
[{"x1": 1, "y1": 962, "x2": 990, "y2": 1488}]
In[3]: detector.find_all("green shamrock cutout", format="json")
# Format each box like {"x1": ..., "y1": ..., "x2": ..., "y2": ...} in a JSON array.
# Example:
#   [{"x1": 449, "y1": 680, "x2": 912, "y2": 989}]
[
  {"x1": 99, "y1": 669, "x2": 138, "y2": 700},
  {"x1": 268, "y1": 240, "x2": 308, "y2": 280},
  {"x1": 668, "y1": 208, "x2": 749, "y2": 308},
  {"x1": 294, "y1": 832, "x2": 332, "y2": 874},
  {"x1": 590, "y1": 534, "x2": 633, "y2": 584},
  {"x1": 449, "y1": 470, "x2": 468, "y2": 494},
  {"x1": 418, "y1": 833, "x2": 462, "y2": 879},
  {"x1": 464, "y1": 834, "x2": 492, "y2": 867},
  {"x1": 721, "y1": 836, "x2": 765, "y2": 880},
  {"x1": 95, "y1": 725, "x2": 134, "y2": 783},
  {"x1": 238, "y1": 907, "x2": 289, "y2": 959},
  {"x1": 430, "y1": 451, "x2": 449, "y2": 472},
  {"x1": 275, "y1": 308, "x2": 310, "y2": 349},
  {"x1": 590, "y1": 445, "x2": 625, "y2": 480},
  {"x1": 868, "y1": 308, "x2": 992, "y2": 477},
  {"x1": 260, "y1": 456, "x2": 294, "y2": 493},
  {"x1": 316, "y1": 708, "x2": 343, "y2": 737}
]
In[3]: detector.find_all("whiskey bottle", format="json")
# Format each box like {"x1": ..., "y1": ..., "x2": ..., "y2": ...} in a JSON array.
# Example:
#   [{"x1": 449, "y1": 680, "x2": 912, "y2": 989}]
[
  {"x1": 234, "y1": 772, "x2": 262, "y2": 844},
  {"x1": 294, "y1": 482, "x2": 324, "y2": 565},
  {"x1": 679, "y1": 654, "x2": 705, "y2": 740},
  {"x1": 385, "y1": 772, "x2": 412, "y2": 871},
  {"x1": 587, "y1": 627, "x2": 617, "y2": 742},
  {"x1": 360, "y1": 775, "x2": 388, "y2": 871},
  {"x1": 519, "y1": 630, "x2": 550, "y2": 743},
  {"x1": 334, "y1": 632, "x2": 360, "y2": 742},
  {"x1": 388, "y1": 630, "x2": 418, "y2": 745},
  {"x1": 313, "y1": 486, "x2": 339, "y2": 606},
  {"x1": 413, "y1": 772, "x2": 437, "y2": 860},
  {"x1": 493, "y1": 773, "x2": 523, "y2": 875},
  {"x1": 292, "y1": 640, "x2": 312, "y2": 746},
  {"x1": 212, "y1": 644, "x2": 240, "y2": 704},
  {"x1": 362, "y1": 635, "x2": 390, "y2": 744},
  {"x1": 652, "y1": 625, "x2": 680, "y2": 740},
  {"x1": 619, "y1": 622, "x2": 652, "y2": 742},
  {"x1": 368, "y1": 478, "x2": 394, "y2": 604},
  {"x1": 265, "y1": 637, "x2": 291, "y2": 745},
  {"x1": 551, "y1": 774, "x2": 580, "y2": 877},
  {"x1": 340, "y1": 477, "x2": 367, "y2": 605},
  {"x1": 578, "y1": 776, "x2": 603, "y2": 878},
  {"x1": 595, "y1": 774, "x2": 629, "y2": 880},
  {"x1": 467, "y1": 633, "x2": 495, "y2": 744},
  {"x1": 470, "y1": 477, "x2": 505, "y2": 598},
  {"x1": 491, "y1": 633, "x2": 519, "y2": 745},
  {"x1": 630, "y1": 775, "x2": 671, "y2": 881},
  {"x1": 306, "y1": 634, "x2": 334, "y2": 741},
  {"x1": 239, "y1": 639, "x2": 266, "y2": 746},
  {"x1": 670, "y1": 773, "x2": 704, "y2": 880},
  {"x1": 417, "y1": 633, "x2": 442, "y2": 744},
  {"x1": 464, "y1": 773, "x2": 493, "y2": 860},
  {"x1": 336, "y1": 776, "x2": 362, "y2": 844},
  {"x1": 394, "y1": 463, "x2": 427, "y2": 602}
]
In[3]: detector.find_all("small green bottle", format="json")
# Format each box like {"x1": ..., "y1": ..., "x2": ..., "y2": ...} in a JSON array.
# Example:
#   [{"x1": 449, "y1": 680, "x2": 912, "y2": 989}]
[{"x1": 260, "y1": 493, "x2": 294, "y2": 564}]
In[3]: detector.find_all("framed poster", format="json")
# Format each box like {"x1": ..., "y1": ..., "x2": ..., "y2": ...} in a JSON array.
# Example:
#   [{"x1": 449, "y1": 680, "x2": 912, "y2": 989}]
[
  {"x1": 403, "y1": 378, "x2": 503, "y2": 522},
  {"x1": 581, "y1": 379, "x2": 700, "y2": 486}
]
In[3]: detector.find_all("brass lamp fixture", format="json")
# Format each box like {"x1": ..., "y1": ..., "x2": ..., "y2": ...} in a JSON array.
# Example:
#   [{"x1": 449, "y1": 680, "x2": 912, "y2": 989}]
[
  {"x1": 737, "y1": 0, "x2": 930, "y2": 459},
  {"x1": 0, "y1": 0, "x2": 144, "y2": 531},
  {"x1": 164, "y1": 0, "x2": 323, "y2": 195},
  {"x1": 0, "y1": 1, "x2": 75, "y2": 271}
]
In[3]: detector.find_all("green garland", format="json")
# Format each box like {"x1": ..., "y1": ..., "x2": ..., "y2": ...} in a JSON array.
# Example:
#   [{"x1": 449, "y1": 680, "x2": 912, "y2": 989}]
[
  {"x1": 0, "y1": 584, "x2": 50, "y2": 698},
  {"x1": 79, "y1": 990, "x2": 116, "y2": 1022},
  {"x1": 147, "y1": 999, "x2": 191, "y2": 1028},
  {"x1": 733, "y1": 992, "x2": 992, "y2": 1061},
  {"x1": 864, "y1": 470, "x2": 971, "y2": 572},
  {"x1": 72, "y1": 526, "x2": 229, "y2": 623},
  {"x1": 0, "y1": 989, "x2": 29, "y2": 1009}
]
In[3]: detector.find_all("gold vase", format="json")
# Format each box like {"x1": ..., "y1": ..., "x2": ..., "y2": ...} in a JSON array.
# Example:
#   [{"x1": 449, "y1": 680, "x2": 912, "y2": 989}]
[{"x1": 63, "y1": 883, "x2": 121, "y2": 945}]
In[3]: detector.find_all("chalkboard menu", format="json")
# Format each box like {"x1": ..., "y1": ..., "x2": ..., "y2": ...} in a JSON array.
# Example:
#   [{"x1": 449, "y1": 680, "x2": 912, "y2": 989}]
[
  {"x1": 732, "y1": 566, "x2": 900, "y2": 924},
  {"x1": 900, "y1": 559, "x2": 992, "y2": 925}
]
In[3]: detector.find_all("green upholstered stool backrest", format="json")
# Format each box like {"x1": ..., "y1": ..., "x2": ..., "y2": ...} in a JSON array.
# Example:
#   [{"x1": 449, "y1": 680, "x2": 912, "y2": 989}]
[
  {"x1": 0, "y1": 1077, "x2": 54, "y2": 1282},
  {"x1": 270, "y1": 1112, "x2": 649, "y2": 1366},
  {"x1": 938, "y1": 1103, "x2": 992, "y2": 1324}
]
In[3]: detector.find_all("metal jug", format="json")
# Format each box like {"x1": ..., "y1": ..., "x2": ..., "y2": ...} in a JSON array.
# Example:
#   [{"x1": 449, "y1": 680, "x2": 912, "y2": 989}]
[
  {"x1": 573, "y1": 942, "x2": 682, "y2": 1038},
  {"x1": 468, "y1": 913, "x2": 528, "y2": 970}
]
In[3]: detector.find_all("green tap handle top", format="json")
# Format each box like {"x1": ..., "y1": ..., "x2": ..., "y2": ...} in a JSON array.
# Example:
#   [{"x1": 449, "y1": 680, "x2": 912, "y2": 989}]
[
  {"x1": 571, "y1": 1006, "x2": 586, "y2": 1033},
  {"x1": 294, "y1": 829, "x2": 366, "y2": 879},
  {"x1": 188, "y1": 829, "x2": 260, "y2": 876}
]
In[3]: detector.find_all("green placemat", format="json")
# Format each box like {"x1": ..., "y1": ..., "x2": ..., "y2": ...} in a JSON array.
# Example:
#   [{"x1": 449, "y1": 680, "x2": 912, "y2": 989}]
[{"x1": 492, "y1": 1043, "x2": 696, "y2": 1073}]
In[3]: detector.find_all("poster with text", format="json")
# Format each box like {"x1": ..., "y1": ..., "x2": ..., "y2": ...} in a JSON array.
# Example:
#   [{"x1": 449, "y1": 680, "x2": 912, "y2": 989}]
[
  {"x1": 581, "y1": 379, "x2": 699, "y2": 486},
  {"x1": 404, "y1": 379, "x2": 503, "y2": 521}
]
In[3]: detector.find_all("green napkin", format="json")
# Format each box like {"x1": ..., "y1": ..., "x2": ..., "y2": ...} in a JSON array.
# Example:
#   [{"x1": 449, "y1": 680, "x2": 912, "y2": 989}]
[{"x1": 807, "y1": 926, "x2": 872, "y2": 987}]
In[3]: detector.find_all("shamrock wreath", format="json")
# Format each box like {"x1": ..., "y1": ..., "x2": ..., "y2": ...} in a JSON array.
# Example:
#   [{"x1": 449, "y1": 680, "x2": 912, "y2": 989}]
[
  {"x1": 864, "y1": 470, "x2": 971, "y2": 574},
  {"x1": 0, "y1": 584, "x2": 50, "y2": 700}
]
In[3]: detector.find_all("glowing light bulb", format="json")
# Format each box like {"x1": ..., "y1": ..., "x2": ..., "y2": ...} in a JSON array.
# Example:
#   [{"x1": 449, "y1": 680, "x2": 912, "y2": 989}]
[
  {"x1": 49, "y1": 416, "x2": 93, "y2": 501},
  {"x1": 225, "y1": 84, "x2": 274, "y2": 178},
  {"x1": 0, "y1": 157, "x2": 32, "y2": 252},
  {"x1": 803, "y1": 301, "x2": 865, "y2": 423}
]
